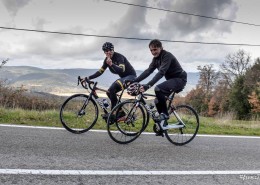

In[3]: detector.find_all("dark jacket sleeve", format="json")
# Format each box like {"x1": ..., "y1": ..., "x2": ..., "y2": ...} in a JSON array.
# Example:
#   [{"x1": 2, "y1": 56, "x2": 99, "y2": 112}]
[
  {"x1": 110, "y1": 63, "x2": 124, "y2": 75},
  {"x1": 89, "y1": 62, "x2": 108, "y2": 80},
  {"x1": 147, "y1": 53, "x2": 171, "y2": 86},
  {"x1": 110, "y1": 55, "x2": 125, "y2": 75},
  {"x1": 135, "y1": 61, "x2": 156, "y2": 82}
]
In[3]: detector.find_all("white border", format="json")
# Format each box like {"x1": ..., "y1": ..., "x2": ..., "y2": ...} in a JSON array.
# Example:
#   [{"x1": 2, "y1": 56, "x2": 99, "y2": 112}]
[{"x1": 1, "y1": 124, "x2": 260, "y2": 139}]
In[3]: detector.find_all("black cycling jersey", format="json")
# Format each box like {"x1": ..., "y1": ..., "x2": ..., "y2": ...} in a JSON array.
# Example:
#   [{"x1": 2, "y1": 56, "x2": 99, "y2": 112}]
[
  {"x1": 135, "y1": 50, "x2": 186, "y2": 86},
  {"x1": 89, "y1": 52, "x2": 136, "y2": 79}
]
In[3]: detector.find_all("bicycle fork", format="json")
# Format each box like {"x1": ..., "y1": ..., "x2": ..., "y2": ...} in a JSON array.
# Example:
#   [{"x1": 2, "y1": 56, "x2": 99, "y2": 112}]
[
  {"x1": 123, "y1": 102, "x2": 139, "y2": 126},
  {"x1": 77, "y1": 96, "x2": 91, "y2": 117},
  {"x1": 167, "y1": 109, "x2": 185, "y2": 134}
]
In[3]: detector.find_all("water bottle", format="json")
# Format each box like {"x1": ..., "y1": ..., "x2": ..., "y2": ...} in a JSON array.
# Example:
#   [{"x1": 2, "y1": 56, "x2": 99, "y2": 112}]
[
  {"x1": 149, "y1": 103, "x2": 155, "y2": 110},
  {"x1": 102, "y1": 98, "x2": 110, "y2": 108},
  {"x1": 149, "y1": 104, "x2": 159, "y2": 118}
]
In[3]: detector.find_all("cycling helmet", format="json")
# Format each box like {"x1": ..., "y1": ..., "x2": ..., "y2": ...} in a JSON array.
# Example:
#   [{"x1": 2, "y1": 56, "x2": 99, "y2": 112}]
[
  {"x1": 127, "y1": 82, "x2": 140, "y2": 96},
  {"x1": 102, "y1": 42, "x2": 114, "y2": 52}
]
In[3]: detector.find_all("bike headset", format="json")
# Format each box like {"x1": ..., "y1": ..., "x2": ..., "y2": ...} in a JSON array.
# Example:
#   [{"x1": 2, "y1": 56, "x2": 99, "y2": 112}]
[
  {"x1": 127, "y1": 82, "x2": 140, "y2": 96},
  {"x1": 102, "y1": 42, "x2": 114, "y2": 52}
]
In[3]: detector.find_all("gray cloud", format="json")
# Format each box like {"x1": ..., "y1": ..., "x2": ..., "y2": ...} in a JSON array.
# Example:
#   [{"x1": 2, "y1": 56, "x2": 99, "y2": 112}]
[
  {"x1": 157, "y1": 0, "x2": 238, "y2": 39},
  {"x1": 1, "y1": 0, "x2": 247, "y2": 72},
  {"x1": 96, "y1": 0, "x2": 150, "y2": 46},
  {"x1": 2, "y1": 0, "x2": 32, "y2": 16},
  {"x1": 90, "y1": 0, "x2": 239, "y2": 67},
  {"x1": 32, "y1": 17, "x2": 50, "y2": 30}
]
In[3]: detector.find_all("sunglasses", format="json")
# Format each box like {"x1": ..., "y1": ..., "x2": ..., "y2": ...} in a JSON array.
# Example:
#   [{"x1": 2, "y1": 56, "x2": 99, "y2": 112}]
[{"x1": 103, "y1": 49, "x2": 113, "y2": 52}]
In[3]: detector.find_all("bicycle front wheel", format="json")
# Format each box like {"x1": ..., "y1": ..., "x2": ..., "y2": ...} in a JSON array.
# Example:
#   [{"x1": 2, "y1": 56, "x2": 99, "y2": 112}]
[
  {"x1": 107, "y1": 100, "x2": 146, "y2": 144},
  {"x1": 60, "y1": 94, "x2": 98, "y2": 134},
  {"x1": 165, "y1": 105, "x2": 199, "y2": 146}
]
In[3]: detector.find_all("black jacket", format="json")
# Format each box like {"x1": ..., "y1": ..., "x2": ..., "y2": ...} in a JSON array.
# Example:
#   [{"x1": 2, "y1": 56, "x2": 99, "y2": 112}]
[
  {"x1": 89, "y1": 52, "x2": 136, "y2": 79},
  {"x1": 135, "y1": 50, "x2": 186, "y2": 86}
]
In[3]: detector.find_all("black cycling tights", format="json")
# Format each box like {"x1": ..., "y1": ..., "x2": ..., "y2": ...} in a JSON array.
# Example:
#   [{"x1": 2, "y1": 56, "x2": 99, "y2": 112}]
[
  {"x1": 155, "y1": 89, "x2": 168, "y2": 116},
  {"x1": 106, "y1": 81, "x2": 122, "y2": 110}
]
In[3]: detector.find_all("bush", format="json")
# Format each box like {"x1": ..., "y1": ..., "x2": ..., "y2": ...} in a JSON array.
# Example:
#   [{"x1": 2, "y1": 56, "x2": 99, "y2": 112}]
[{"x1": 0, "y1": 80, "x2": 63, "y2": 111}]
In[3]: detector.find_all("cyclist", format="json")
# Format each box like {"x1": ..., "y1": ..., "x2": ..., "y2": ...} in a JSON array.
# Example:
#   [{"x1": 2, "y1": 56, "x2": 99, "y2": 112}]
[
  {"x1": 133, "y1": 39, "x2": 187, "y2": 131},
  {"x1": 83, "y1": 42, "x2": 137, "y2": 118}
]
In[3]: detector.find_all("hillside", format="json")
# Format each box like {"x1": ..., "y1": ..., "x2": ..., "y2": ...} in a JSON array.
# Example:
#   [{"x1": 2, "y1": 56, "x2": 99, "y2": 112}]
[{"x1": 0, "y1": 66, "x2": 199, "y2": 96}]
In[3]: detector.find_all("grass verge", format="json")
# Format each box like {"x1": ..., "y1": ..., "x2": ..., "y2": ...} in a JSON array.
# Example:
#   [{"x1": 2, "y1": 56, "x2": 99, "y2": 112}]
[{"x1": 0, "y1": 107, "x2": 259, "y2": 136}]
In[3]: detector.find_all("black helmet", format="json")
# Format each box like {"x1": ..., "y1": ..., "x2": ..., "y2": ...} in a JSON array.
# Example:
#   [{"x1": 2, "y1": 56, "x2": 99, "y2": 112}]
[
  {"x1": 102, "y1": 42, "x2": 114, "y2": 52},
  {"x1": 127, "y1": 82, "x2": 140, "y2": 96}
]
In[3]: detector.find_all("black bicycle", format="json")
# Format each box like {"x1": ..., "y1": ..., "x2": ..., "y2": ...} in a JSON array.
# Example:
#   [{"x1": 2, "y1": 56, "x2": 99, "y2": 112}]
[
  {"x1": 60, "y1": 76, "x2": 129, "y2": 134},
  {"x1": 107, "y1": 86, "x2": 199, "y2": 145}
]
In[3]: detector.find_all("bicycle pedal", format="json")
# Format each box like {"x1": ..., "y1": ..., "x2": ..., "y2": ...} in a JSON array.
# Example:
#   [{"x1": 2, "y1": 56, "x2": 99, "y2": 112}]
[
  {"x1": 155, "y1": 132, "x2": 164, "y2": 137},
  {"x1": 101, "y1": 114, "x2": 108, "y2": 119}
]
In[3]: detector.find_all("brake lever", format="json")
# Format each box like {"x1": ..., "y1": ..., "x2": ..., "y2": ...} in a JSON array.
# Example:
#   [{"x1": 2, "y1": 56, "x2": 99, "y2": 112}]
[
  {"x1": 142, "y1": 94, "x2": 147, "y2": 99},
  {"x1": 77, "y1": 76, "x2": 81, "y2": 86}
]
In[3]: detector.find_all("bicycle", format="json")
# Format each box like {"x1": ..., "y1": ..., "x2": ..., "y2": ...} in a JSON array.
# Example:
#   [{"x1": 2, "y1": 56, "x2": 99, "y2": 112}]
[
  {"x1": 59, "y1": 76, "x2": 131, "y2": 134},
  {"x1": 107, "y1": 84, "x2": 199, "y2": 145}
]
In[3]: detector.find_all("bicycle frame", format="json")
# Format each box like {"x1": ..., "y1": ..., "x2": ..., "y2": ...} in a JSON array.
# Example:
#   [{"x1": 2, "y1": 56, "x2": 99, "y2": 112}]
[
  {"x1": 78, "y1": 76, "x2": 126, "y2": 116},
  {"x1": 107, "y1": 87, "x2": 199, "y2": 145},
  {"x1": 127, "y1": 92, "x2": 186, "y2": 129}
]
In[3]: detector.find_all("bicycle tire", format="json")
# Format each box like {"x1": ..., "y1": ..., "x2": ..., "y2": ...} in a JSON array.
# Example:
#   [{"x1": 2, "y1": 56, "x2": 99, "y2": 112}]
[
  {"x1": 114, "y1": 99, "x2": 146, "y2": 137},
  {"x1": 60, "y1": 94, "x2": 98, "y2": 134},
  {"x1": 107, "y1": 100, "x2": 146, "y2": 144},
  {"x1": 165, "y1": 105, "x2": 199, "y2": 145}
]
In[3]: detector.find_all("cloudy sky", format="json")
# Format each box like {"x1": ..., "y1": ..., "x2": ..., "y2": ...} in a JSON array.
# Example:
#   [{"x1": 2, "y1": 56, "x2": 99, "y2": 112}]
[{"x1": 0, "y1": 0, "x2": 260, "y2": 72}]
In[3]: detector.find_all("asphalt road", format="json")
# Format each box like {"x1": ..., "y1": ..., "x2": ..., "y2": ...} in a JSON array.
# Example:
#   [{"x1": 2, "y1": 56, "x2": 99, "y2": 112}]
[{"x1": 0, "y1": 124, "x2": 260, "y2": 185}]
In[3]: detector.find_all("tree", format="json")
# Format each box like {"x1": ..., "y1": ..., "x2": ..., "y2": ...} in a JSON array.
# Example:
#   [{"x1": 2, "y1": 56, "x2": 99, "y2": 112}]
[
  {"x1": 244, "y1": 58, "x2": 260, "y2": 90},
  {"x1": 220, "y1": 49, "x2": 251, "y2": 88},
  {"x1": 197, "y1": 64, "x2": 219, "y2": 97},
  {"x1": 245, "y1": 58, "x2": 260, "y2": 115},
  {"x1": 208, "y1": 79, "x2": 230, "y2": 116},
  {"x1": 196, "y1": 64, "x2": 219, "y2": 116},
  {"x1": 248, "y1": 89, "x2": 260, "y2": 113},
  {"x1": 229, "y1": 76, "x2": 251, "y2": 120},
  {"x1": 185, "y1": 87, "x2": 206, "y2": 115}
]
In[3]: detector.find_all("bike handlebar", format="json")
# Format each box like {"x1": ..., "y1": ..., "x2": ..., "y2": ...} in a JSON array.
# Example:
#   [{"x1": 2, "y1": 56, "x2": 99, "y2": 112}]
[
  {"x1": 141, "y1": 93, "x2": 148, "y2": 99},
  {"x1": 78, "y1": 76, "x2": 95, "y2": 90}
]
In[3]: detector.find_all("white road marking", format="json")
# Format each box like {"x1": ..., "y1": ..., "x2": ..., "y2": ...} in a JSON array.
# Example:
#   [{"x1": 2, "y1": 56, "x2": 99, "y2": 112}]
[
  {"x1": 1, "y1": 124, "x2": 259, "y2": 177},
  {"x1": 0, "y1": 169, "x2": 259, "y2": 176},
  {"x1": 0, "y1": 124, "x2": 260, "y2": 139}
]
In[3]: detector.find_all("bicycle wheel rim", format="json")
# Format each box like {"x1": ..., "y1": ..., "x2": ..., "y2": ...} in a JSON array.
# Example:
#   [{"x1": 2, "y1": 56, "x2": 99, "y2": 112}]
[
  {"x1": 107, "y1": 100, "x2": 145, "y2": 144},
  {"x1": 60, "y1": 94, "x2": 98, "y2": 134},
  {"x1": 165, "y1": 105, "x2": 199, "y2": 145}
]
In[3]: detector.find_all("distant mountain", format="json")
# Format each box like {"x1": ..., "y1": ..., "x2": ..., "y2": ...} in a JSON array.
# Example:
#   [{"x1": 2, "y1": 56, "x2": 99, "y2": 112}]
[{"x1": 0, "y1": 66, "x2": 199, "y2": 96}]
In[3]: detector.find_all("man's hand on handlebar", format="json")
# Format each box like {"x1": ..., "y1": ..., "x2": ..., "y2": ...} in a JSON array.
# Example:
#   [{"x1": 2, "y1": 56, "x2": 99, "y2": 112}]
[
  {"x1": 124, "y1": 79, "x2": 135, "y2": 87},
  {"x1": 140, "y1": 84, "x2": 150, "y2": 92}
]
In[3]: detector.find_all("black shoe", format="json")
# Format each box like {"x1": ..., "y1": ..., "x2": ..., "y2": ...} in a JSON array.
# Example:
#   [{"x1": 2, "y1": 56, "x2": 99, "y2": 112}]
[
  {"x1": 102, "y1": 113, "x2": 115, "y2": 124},
  {"x1": 155, "y1": 130, "x2": 164, "y2": 137},
  {"x1": 107, "y1": 114, "x2": 117, "y2": 125},
  {"x1": 156, "y1": 113, "x2": 169, "y2": 130},
  {"x1": 101, "y1": 113, "x2": 109, "y2": 119}
]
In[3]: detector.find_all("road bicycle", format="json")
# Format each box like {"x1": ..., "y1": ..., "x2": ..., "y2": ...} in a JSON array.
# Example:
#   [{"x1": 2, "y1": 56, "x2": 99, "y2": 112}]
[
  {"x1": 107, "y1": 86, "x2": 199, "y2": 145},
  {"x1": 59, "y1": 76, "x2": 130, "y2": 134}
]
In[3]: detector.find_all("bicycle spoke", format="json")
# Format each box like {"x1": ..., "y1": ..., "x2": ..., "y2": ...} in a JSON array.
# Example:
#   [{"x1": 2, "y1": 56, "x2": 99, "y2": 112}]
[
  {"x1": 165, "y1": 105, "x2": 199, "y2": 145},
  {"x1": 107, "y1": 100, "x2": 145, "y2": 144},
  {"x1": 60, "y1": 94, "x2": 98, "y2": 134}
]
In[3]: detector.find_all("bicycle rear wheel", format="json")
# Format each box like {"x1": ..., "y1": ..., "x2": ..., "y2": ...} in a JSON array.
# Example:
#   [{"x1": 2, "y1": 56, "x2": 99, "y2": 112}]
[
  {"x1": 60, "y1": 94, "x2": 98, "y2": 134},
  {"x1": 165, "y1": 105, "x2": 199, "y2": 145},
  {"x1": 107, "y1": 100, "x2": 146, "y2": 144}
]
